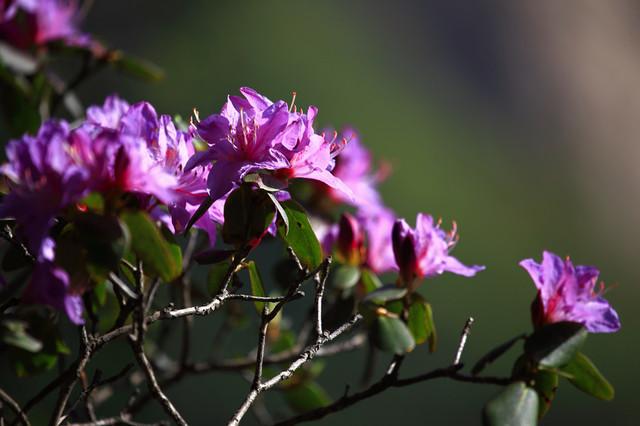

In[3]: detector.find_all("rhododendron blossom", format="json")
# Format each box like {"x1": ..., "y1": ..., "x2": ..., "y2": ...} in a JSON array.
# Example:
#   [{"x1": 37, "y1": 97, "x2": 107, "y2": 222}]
[
  {"x1": 520, "y1": 251, "x2": 621, "y2": 333},
  {"x1": 392, "y1": 213, "x2": 484, "y2": 286},
  {"x1": 0, "y1": 0, "x2": 88, "y2": 48},
  {"x1": 187, "y1": 87, "x2": 352, "y2": 203}
]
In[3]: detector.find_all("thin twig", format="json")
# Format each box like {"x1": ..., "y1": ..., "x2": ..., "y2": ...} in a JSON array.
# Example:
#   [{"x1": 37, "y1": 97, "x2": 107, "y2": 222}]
[
  {"x1": 128, "y1": 261, "x2": 186, "y2": 425},
  {"x1": 453, "y1": 317, "x2": 475, "y2": 365},
  {"x1": 49, "y1": 326, "x2": 92, "y2": 426},
  {"x1": 0, "y1": 387, "x2": 30, "y2": 426}
]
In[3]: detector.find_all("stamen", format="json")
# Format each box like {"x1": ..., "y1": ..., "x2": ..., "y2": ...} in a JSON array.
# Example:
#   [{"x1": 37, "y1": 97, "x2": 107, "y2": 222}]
[{"x1": 289, "y1": 91, "x2": 297, "y2": 112}]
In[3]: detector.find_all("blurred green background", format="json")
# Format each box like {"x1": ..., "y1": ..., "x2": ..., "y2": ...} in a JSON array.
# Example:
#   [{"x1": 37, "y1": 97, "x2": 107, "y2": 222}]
[{"x1": 7, "y1": 0, "x2": 640, "y2": 424}]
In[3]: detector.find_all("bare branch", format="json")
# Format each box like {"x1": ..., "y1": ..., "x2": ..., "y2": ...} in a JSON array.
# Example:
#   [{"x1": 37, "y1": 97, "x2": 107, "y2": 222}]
[
  {"x1": 228, "y1": 314, "x2": 363, "y2": 426},
  {"x1": 0, "y1": 387, "x2": 30, "y2": 426},
  {"x1": 453, "y1": 317, "x2": 475, "y2": 365},
  {"x1": 49, "y1": 326, "x2": 92, "y2": 426},
  {"x1": 128, "y1": 262, "x2": 187, "y2": 426}
]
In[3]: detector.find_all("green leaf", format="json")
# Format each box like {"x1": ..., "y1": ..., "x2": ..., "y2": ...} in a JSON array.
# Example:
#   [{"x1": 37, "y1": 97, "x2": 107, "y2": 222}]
[
  {"x1": 7, "y1": 310, "x2": 70, "y2": 377},
  {"x1": 362, "y1": 284, "x2": 407, "y2": 305},
  {"x1": 532, "y1": 369, "x2": 558, "y2": 419},
  {"x1": 207, "y1": 260, "x2": 232, "y2": 296},
  {"x1": 223, "y1": 185, "x2": 276, "y2": 249},
  {"x1": 283, "y1": 382, "x2": 331, "y2": 414},
  {"x1": 108, "y1": 51, "x2": 164, "y2": 82},
  {"x1": 483, "y1": 382, "x2": 539, "y2": 426},
  {"x1": 370, "y1": 315, "x2": 415, "y2": 354},
  {"x1": 120, "y1": 210, "x2": 181, "y2": 282},
  {"x1": 74, "y1": 213, "x2": 130, "y2": 282},
  {"x1": 524, "y1": 322, "x2": 588, "y2": 368},
  {"x1": 472, "y1": 334, "x2": 526, "y2": 376},
  {"x1": 360, "y1": 268, "x2": 382, "y2": 293},
  {"x1": 277, "y1": 200, "x2": 322, "y2": 270},
  {"x1": 0, "y1": 42, "x2": 38, "y2": 74},
  {"x1": 328, "y1": 264, "x2": 360, "y2": 291},
  {"x1": 246, "y1": 261, "x2": 266, "y2": 314},
  {"x1": 407, "y1": 294, "x2": 436, "y2": 352},
  {"x1": 560, "y1": 352, "x2": 614, "y2": 401},
  {"x1": 1, "y1": 320, "x2": 42, "y2": 352},
  {"x1": 185, "y1": 195, "x2": 213, "y2": 233}
]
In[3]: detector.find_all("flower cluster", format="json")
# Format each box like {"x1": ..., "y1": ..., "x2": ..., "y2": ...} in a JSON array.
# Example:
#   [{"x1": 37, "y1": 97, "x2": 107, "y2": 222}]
[
  {"x1": 0, "y1": 95, "x2": 220, "y2": 323},
  {"x1": 0, "y1": 88, "x2": 361, "y2": 323},
  {"x1": 0, "y1": 88, "x2": 622, "y2": 340},
  {"x1": 0, "y1": 0, "x2": 89, "y2": 49}
]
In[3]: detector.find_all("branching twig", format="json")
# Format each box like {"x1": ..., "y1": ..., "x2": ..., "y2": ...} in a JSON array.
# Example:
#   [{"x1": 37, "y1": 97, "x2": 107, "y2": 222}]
[
  {"x1": 128, "y1": 261, "x2": 186, "y2": 425},
  {"x1": 228, "y1": 313, "x2": 363, "y2": 426},
  {"x1": 274, "y1": 318, "x2": 509, "y2": 426}
]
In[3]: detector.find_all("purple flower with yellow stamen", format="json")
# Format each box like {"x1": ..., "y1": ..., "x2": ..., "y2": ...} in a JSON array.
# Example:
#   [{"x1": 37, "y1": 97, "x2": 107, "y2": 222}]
[
  {"x1": 392, "y1": 213, "x2": 484, "y2": 287},
  {"x1": 520, "y1": 251, "x2": 621, "y2": 333},
  {"x1": 187, "y1": 87, "x2": 353, "y2": 202}
]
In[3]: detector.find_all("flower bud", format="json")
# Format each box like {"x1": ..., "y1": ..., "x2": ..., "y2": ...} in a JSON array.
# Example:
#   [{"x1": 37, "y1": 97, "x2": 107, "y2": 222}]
[
  {"x1": 336, "y1": 213, "x2": 364, "y2": 265},
  {"x1": 392, "y1": 219, "x2": 418, "y2": 285}
]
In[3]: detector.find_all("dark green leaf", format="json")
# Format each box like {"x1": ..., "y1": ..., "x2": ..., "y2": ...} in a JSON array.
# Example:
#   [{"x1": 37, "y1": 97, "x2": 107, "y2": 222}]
[
  {"x1": 108, "y1": 51, "x2": 164, "y2": 82},
  {"x1": 532, "y1": 370, "x2": 558, "y2": 419},
  {"x1": 483, "y1": 382, "x2": 539, "y2": 426},
  {"x1": 194, "y1": 249, "x2": 234, "y2": 265},
  {"x1": 362, "y1": 284, "x2": 407, "y2": 305},
  {"x1": 472, "y1": 334, "x2": 526, "y2": 376},
  {"x1": 277, "y1": 200, "x2": 322, "y2": 269},
  {"x1": 207, "y1": 260, "x2": 232, "y2": 296},
  {"x1": 120, "y1": 210, "x2": 181, "y2": 282},
  {"x1": 223, "y1": 185, "x2": 276, "y2": 249},
  {"x1": 185, "y1": 195, "x2": 213, "y2": 233},
  {"x1": 283, "y1": 382, "x2": 331, "y2": 414},
  {"x1": 329, "y1": 264, "x2": 360, "y2": 291},
  {"x1": 74, "y1": 213, "x2": 130, "y2": 282},
  {"x1": 524, "y1": 322, "x2": 587, "y2": 368},
  {"x1": 560, "y1": 352, "x2": 614, "y2": 401},
  {"x1": 7, "y1": 309, "x2": 70, "y2": 377},
  {"x1": 370, "y1": 315, "x2": 415, "y2": 354},
  {"x1": 246, "y1": 261, "x2": 266, "y2": 314}
]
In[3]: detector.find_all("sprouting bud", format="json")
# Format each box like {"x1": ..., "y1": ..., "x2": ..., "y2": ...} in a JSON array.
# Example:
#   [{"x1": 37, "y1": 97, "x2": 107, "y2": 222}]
[{"x1": 336, "y1": 213, "x2": 364, "y2": 266}]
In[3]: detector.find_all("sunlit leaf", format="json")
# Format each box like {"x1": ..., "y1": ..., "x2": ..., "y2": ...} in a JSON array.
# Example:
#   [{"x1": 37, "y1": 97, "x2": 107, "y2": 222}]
[
  {"x1": 120, "y1": 210, "x2": 181, "y2": 282},
  {"x1": 560, "y1": 352, "x2": 614, "y2": 401},
  {"x1": 277, "y1": 200, "x2": 322, "y2": 270}
]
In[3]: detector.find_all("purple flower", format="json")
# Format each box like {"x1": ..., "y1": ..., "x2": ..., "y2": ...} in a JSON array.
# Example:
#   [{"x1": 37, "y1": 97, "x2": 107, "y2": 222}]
[
  {"x1": 520, "y1": 251, "x2": 621, "y2": 333},
  {"x1": 392, "y1": 213, "x2": 484, "y2": 286},
  {"x1": 360, "y1": 207, "x2": 397, "y2": 274},
  {"x1": 328, "y1": 128, "x2": 388, "y2": 208},
  {"x1": 273, "y1": 109, "x2": 354, "y2": 200},
  {"x1": 187, "y1": 87, "x2": 292, "y2": 201},
  {"x1": 21, "y1": 238, "x2": 84, "y2": 324},
  {"x1": 0, "y1": 120, "x2": 88, "y2": 253},
  {"x1": 0, "y1": 0, "x2": 87, "y2": 49},
  {"x1": 187, "y1": 87, "x2": 352, "y2": 202}
]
